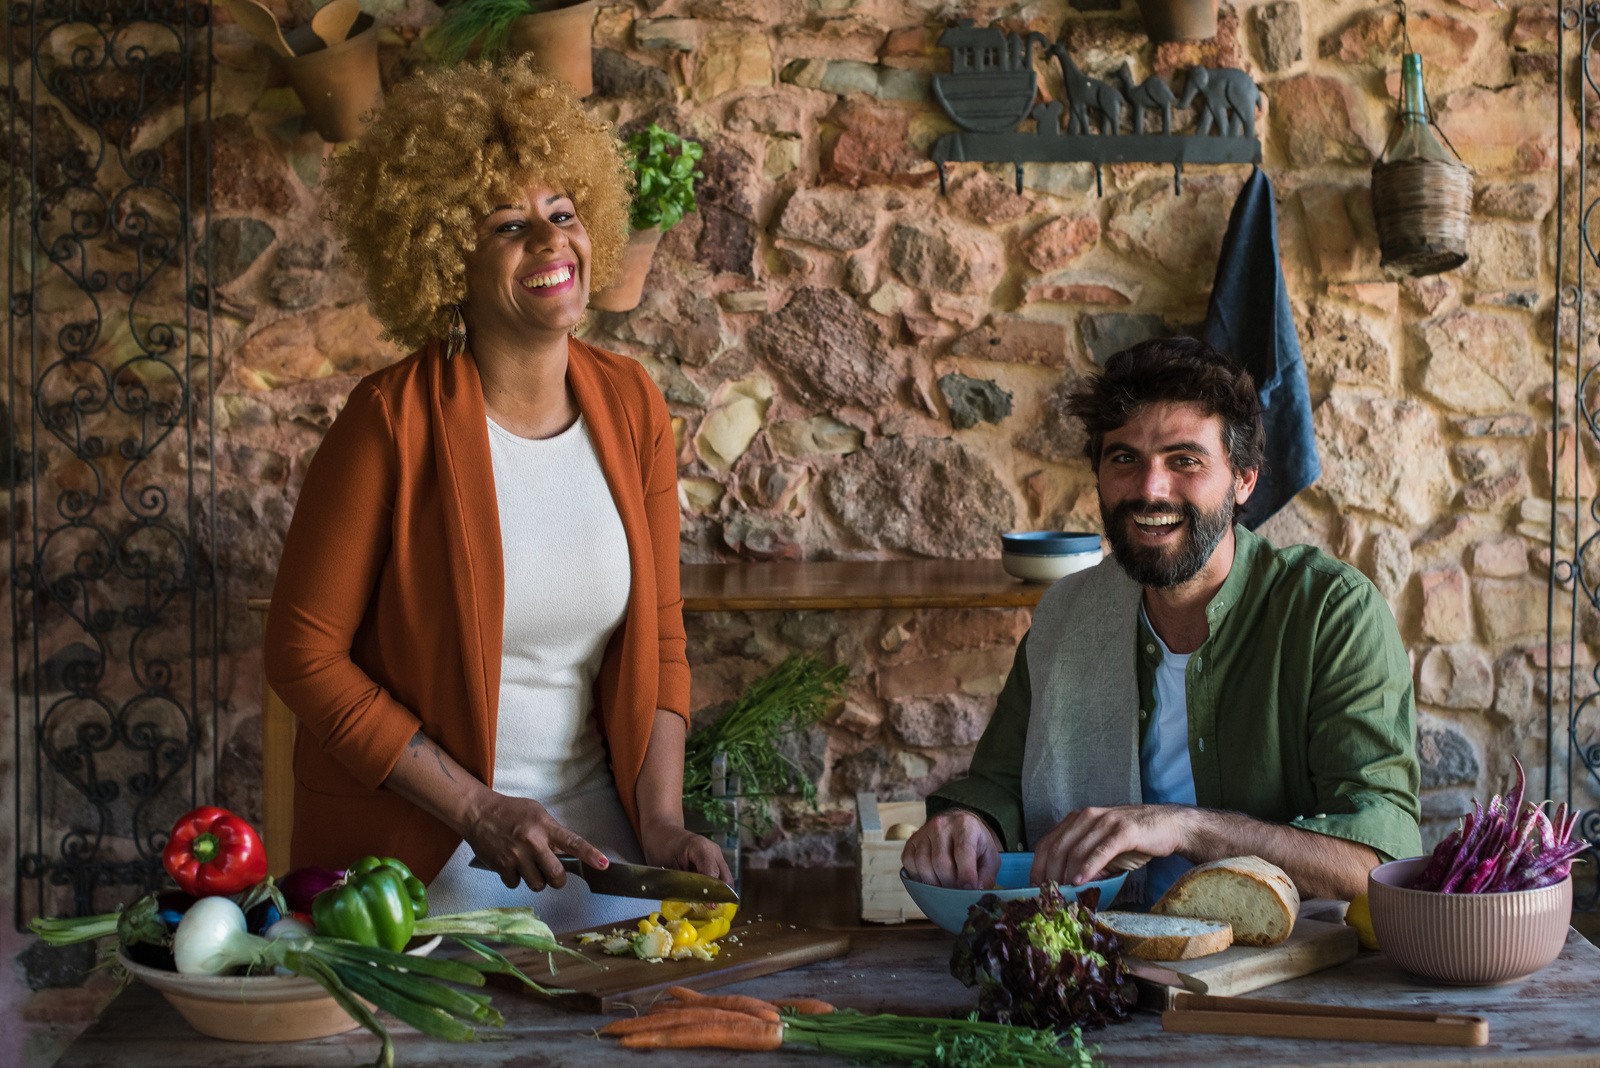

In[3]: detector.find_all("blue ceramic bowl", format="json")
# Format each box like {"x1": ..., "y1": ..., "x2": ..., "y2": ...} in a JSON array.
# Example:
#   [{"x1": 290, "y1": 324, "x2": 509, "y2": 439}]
[
  {"x1": 1000, "y1": 531, "x2": 1102, "y2": 557},
  {"x1": 900, "y1": 854, "x2": 1127, "y2": 934}
]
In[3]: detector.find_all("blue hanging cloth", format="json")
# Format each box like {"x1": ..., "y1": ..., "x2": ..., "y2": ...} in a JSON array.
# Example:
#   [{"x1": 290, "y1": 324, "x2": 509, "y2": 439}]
[{"x1": 1200, "y1": 167, "x2": 1320, "y2": 530}]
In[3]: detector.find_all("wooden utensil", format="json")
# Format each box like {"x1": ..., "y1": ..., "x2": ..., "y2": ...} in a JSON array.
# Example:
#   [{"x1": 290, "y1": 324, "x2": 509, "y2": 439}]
[
  {"x1": 222, "y1": 0, "x2": 294, "y2": 58},
  {"x1": 1162, "y1": 992, "x2": 1490, "y2": 1046},
  {"x1": 310, "y1": 0, "x2": 360, "y2": 48}
]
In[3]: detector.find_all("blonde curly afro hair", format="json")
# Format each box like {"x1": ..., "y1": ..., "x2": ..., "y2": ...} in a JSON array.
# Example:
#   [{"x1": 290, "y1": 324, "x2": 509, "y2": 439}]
[{"x1": 325, "y1": 58, "x2": 632, "y2": 352}]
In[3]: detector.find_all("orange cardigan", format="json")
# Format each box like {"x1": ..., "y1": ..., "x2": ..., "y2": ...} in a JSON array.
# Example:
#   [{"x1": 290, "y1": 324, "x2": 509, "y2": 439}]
[{"x1": 263, "y1": 337, "x2": 690, "y2": 883}]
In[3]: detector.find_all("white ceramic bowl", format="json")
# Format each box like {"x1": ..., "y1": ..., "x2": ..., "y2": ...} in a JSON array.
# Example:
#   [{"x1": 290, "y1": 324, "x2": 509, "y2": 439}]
[
  {"x1": 118, "y1": 935, "x2": 442, "y2": 1042},
  {"x1": 1367, "y1": 857, "x2": 1572, "y2": 985},
  {"x1": 900, "y1": 853, "x2": 1127, "y2": 934},
  {"x1": 1001, "y1": 549, "x2": 1103, "y2": 583}
]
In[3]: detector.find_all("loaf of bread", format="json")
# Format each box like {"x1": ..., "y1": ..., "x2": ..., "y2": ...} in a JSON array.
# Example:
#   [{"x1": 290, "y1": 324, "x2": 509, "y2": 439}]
[
  {"x1": 1094, "y1": 911, "x2": 1234, "y2": 960},
  {"x1": 1150, "y1": 855, "x2": 1300, "y2": 947}
]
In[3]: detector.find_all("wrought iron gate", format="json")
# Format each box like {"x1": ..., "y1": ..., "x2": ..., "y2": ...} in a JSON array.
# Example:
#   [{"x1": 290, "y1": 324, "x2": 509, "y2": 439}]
[
  {"x1": 7, "y1": 0, "x2": 216, "y2": 926},
  {"x1": 1551, "y1": 4, "x2": 1600, "y2": 913}
]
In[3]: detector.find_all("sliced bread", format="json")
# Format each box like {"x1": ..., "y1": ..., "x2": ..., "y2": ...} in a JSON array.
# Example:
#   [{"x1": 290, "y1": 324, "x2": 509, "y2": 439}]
[
  {"x1": 1094, "y1": 911, "x2": 1233, "y2": 961},
  {"x1": 1150, "y1": 855, "x2": 1300, "y2": 947}
]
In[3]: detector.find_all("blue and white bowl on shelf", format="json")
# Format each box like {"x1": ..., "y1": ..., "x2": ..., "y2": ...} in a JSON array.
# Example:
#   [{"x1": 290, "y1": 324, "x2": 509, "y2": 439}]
[{"x1": 1001, "y1": 531, "x2": 1103, "y2": 583}]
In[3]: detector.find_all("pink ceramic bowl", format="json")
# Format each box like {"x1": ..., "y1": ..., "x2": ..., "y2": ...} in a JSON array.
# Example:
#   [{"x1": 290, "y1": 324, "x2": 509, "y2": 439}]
[{"x1": 1368, "y1": 856, "x2": 1572, "y2": 985}]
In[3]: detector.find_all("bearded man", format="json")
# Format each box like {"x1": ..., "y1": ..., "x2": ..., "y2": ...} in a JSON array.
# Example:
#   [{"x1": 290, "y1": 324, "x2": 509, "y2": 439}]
[{"x1": 903, "y1": 337, "x2": 1421, "y2": 904}]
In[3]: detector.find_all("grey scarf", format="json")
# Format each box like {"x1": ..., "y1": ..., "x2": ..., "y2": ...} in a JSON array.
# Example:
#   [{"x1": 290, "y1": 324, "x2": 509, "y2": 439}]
[{"x1": 1020, "y1": 556, "x2": 1147, "y2": 898}]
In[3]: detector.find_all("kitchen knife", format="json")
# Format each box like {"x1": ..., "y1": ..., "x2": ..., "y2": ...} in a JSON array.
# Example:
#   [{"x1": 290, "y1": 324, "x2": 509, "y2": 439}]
[{"x1": 468, "y1": 854, "x2": 739, "y2": 903}]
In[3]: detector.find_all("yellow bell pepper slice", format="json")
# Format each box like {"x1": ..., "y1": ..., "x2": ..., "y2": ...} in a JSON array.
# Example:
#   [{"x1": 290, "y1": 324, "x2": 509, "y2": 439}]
[
  {"x1": 693, "y1": 917, "x2": 731, "y2": 942},
  {"x1": 659, "y1": 900, "x2": 693, "y2": 921},
  {"x1": 664, "y1": 919, "x2": 698, "y2": 949}
]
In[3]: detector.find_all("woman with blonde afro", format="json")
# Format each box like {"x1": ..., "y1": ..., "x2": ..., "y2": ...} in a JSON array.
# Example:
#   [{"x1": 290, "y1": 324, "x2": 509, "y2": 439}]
[{"x1": 264, "y1": 59, "x2": 729, "y2": 930}]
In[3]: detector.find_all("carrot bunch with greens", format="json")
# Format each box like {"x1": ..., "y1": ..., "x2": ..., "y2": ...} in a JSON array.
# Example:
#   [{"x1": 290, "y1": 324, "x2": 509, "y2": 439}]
[{"x1": 598, "y1": 986, "x2": 1103, "y2": 1066}]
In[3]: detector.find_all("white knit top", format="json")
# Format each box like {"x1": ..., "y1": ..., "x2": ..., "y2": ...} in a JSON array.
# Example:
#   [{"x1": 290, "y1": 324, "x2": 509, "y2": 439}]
[{"x1": 426, "y1": 414, "x2": 644, "y2": 927}]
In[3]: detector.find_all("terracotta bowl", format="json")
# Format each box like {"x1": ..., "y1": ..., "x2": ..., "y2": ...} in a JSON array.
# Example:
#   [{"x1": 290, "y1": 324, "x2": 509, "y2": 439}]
[
  {"x1": 117, "y1": 935, "x2": 442, "y2": 1042},
  {"x1": 1367, "y1": 857, "x2": 1572, "y2": 986}
]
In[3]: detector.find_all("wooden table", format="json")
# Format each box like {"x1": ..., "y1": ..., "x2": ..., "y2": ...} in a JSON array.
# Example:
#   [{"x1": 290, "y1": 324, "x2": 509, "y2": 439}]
[
  {"x1": 52, "y1": 920, "x2": 1600, "y2": 1068},
  {"x1": 681, "y1": 559, "x2": 1045, "y2": 611}
]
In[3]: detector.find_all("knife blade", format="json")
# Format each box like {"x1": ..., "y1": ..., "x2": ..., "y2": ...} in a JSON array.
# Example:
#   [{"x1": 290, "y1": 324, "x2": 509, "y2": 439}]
[{"x1": 468, "y1": 854, "x2": 739, "y2": 903}]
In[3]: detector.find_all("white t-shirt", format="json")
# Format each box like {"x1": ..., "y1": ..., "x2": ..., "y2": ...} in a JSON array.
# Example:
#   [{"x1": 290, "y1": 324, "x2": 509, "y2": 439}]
[
  {"x1": 426, "y1": 414, "x2": 645, "y2": 930},
  {"x1": 1139, "y1": 605, "x2": 1198, "y2": 903}
]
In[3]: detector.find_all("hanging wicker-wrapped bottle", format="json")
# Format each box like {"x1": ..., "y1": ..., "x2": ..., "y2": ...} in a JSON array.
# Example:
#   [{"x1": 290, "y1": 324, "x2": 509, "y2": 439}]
[{"x1": 1370, "y1": 52, "x2": 1473, "y2": 276}]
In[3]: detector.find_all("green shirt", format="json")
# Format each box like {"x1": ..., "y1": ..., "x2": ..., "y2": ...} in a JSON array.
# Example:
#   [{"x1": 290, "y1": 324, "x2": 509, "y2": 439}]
[{"x1": 927, "y1": 526, "x2": 1423, "y2": 864}]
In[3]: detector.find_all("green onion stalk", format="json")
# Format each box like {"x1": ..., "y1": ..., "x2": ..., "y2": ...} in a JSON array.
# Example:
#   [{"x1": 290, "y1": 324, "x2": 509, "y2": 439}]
[
  {"x1": 779, "y1": 1009, "x2": 1104, "y2": 1068},
  {"x1": 32, "y1": 901, "x2": 584, "y2": 1068},
  {"x1": 682, "y1": 654, "x2": 848, "y2": 837}
]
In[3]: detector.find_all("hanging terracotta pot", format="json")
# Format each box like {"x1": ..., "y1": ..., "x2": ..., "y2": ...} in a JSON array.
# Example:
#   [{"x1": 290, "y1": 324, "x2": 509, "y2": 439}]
[
  {"x1": 508, "y1": 0, "x2": 600, "y2": 97},
  {"x1": 284, "y1": 15, "x2": 382, "y2": 142},
  {"x1": 589, "y1": 227, "x2": 661, "y2": 313},
  {"x1": 1137, "y1": 0, "x2": 1217, "y2": 42}
]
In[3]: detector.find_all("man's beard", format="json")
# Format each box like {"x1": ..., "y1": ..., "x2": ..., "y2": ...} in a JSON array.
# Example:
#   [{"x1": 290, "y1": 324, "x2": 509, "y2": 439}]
[{"x1": 1102, "y1": 496, "x2": 1234, "y2": 589}]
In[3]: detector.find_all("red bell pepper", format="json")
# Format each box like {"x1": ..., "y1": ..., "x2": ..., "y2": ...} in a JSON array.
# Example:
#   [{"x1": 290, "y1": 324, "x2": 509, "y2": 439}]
[{"x1": 162, "y1": 806, "x2": 268, "y2": 896}]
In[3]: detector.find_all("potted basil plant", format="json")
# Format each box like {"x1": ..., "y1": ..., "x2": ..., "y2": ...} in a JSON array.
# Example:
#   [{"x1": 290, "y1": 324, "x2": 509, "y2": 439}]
[
  {"x1": 590, "y1": 124, "x2": 704, "y2": 313},
  {"x1": 431, "y1": 0, "x2": 600, "y2": 95}
]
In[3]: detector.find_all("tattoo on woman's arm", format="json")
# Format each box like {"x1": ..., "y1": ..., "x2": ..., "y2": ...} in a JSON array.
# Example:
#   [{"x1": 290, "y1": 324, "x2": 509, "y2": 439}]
[{"x1": 407, "y1": 731, "x2": 454, "y2": 781}]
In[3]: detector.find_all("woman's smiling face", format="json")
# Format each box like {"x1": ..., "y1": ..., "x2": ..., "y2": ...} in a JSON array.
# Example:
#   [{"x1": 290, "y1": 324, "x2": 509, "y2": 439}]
[{"x1": 461, "y1": 184, "x2": 592, "y2": 341}]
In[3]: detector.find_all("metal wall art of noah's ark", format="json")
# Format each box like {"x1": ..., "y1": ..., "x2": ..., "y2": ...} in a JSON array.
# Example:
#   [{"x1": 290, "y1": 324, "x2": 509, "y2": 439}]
[{"x1": 931, "y1": 20, "x2": 1262, "y2": 195}]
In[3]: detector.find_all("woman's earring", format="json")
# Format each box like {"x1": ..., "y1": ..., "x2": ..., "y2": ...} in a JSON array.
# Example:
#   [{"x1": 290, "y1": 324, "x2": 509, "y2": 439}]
[{"x1": 446, "y1": 304, "x2": 467, "y2": 360}]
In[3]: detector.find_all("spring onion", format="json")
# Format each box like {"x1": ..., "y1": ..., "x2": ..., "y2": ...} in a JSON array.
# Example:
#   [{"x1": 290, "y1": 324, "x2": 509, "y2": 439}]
[{"x1": 779, "y1": 1009, "x2": 1104, "y2": 1068}]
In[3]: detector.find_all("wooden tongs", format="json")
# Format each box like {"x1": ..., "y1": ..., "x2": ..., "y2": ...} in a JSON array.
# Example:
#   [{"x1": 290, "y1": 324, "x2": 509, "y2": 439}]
[{"x1": 1161, "y1": 992, "x2": 1489, "y2": 1047}]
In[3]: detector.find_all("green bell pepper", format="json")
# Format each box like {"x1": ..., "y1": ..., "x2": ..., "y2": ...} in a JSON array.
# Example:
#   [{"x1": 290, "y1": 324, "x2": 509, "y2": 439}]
[{"x1": 311, "y1": 856, "x2": 429, "y2": 952}]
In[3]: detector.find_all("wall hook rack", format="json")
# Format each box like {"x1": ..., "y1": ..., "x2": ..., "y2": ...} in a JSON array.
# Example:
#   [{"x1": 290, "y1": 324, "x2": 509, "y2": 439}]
[{"x1": 929, "y1": 20, "x2": 1263, "y2": 196}]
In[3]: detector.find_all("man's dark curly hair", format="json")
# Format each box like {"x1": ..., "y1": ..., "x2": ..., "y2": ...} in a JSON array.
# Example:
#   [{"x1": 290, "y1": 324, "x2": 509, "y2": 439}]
[{"x1": 1067, "y1": 336, "x2": 1265, "y2": 474}]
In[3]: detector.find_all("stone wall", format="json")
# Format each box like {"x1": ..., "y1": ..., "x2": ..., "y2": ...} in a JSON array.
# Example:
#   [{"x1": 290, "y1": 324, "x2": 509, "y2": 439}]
[{"x1": 1, "y1": 0, "x2": 1583, "y2": 1060}]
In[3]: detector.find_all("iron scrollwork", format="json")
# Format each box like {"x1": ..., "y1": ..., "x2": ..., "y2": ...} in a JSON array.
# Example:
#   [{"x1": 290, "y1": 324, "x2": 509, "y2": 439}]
[
  {"x1": 8, "y1": 0, "x2": 217, "y2": 924},
  {"x1": 1551, "y1": 2, "x2": 1600, "y2": 912}
]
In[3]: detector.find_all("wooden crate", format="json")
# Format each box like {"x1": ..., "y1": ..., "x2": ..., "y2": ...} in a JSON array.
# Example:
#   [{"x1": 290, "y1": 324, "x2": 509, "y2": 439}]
[{"x1": 856, "y1": 792, "x2": 927, "y2": 923}]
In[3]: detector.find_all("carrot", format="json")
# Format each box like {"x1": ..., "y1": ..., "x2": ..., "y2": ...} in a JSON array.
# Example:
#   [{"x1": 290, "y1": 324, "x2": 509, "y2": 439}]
[
  {"x1": 654, "y1": 994, "x2": 779, "y2": 1022},
  {"x1": 775, "y1": 998, "x2": 835, "y2": 1015},
  {"x1": 602, "y1": 1008, "x2": 758, "y2": 1035},
  {"x1": 665, "y1": 985, "x2": 704, "y2": 1002},
  {"x1": 618, "y1": 1020, "x2": 783, "y2": 1050}
]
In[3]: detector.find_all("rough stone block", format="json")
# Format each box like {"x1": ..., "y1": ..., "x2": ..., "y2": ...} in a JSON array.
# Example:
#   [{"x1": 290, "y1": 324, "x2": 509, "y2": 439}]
[
  {"x1": 1466, "y1": 221, "x2": 1540, "y2": 288},
  {"x1": 692, "y1": 31, "x2": 772, "y2": 102},
  {"x1": 1104, "y1": 177, "x2": 1238, "y2": 281},
  {"x1": 201, "y1": 217, "x2": 276, "y2": 286},
  {"x1": 1365, "y1": 526, "x2": 1413, "y2": 598},
  {"x1": 1546, "y1": 424, "x2": 1596, "y2": 499},
  {"x1": 1437, "y1": 83, "x2": 1569, "y2": 175},
  {"x1": 1421, "y1": 787, "x2": 1475, "y2": 820},
  {"x1": 768, "y1": 416, "x2": 864, "y2": 458},
  {"x1": 780, "y1": 58, "x2": 928, "y2": 103},
  {"x1": 1082, "y1": 313, "x2": 1168, "y2": 365},
  {"x1": 1313, "y1": 392, "x2": 1454, "y2": 525},
  {"x1": 1453, "y1": 413, "x2": 1536, "y2": 437},
  {"x1": 1418, "y1": 643, "x2": 1494, "y2": 709},
  {"x1": 1298, "y1": 185, "x2": 1370, "y2": 280},
  {"x1": 1402, "y1": 274, "x2": 1456, "y2": 315},
  {"x1": 1301, "y1": 303, "x2": 1393, "y2": 387},
  {"x1": 1418, "y1": 723, "x2": 1480, "y2": 787},
  {"x1": 949, "y1": 170, "x2": 1034, "y2": 225},
  {"x1": 1510, "y1": 4, "x2": 1558, "y2": 48},
  {"x1": 1475, "y1": 182, "x2": 1554, "y2": 220},
  {"x1": 1494, "y1": 651, "x2": 1535, "y2": 723},
  {"x1": 1326, "y1": 281, "x2": 1399, "y2": 316},
  {"x1": 775, "y1": 187, "x2": 879, "y2": 251},
  {"x1": 888, "y1": 694, "x2": 992, "y2": 746},
  {"x1": 1269, "y1": 75, "x2": 1374, "y2": 167},
  {"x1": 635, "y1": 16, "x2": 700, "y2": 49},
  {"x1": 824, "y1": 438, "x2": 1016, "y2": 558},
  {"x1": 719, "y1": 290, "x2": 768, "y2": 314},
  {"x1": 875, "y1": 646, "x2": 1015, "y2": 698},
  {"x1": 1252, "y1": 0, "x2": 1302, "y2": 73},
  {"x1": 1419, "y1": 309, "x2": 1534, "y2": 413},
  {"x1": 1472, "y1": 536, "x2": 1529, "y2": 577},
  {"x1": 234, "y1": 304, "x2": 401, "y2": 390},
  {"x1": 1460, "y1": 468, "x2": 1529, "y2": 511},
  {"x1": 887, "y1": 221, "x2": 1003, "y2": 295},
  {"x1": 1475, "y1": 576, "x2": 1549, "y2": 642},
  {"x1": 1024, "y1": 280, "x2": 1138, "y2": 306},
  {"x1": 591, "y1": 48, "x2": 674, "y2": 99},
  {"x1": 694, "y1": 375, "x2": 772, "y2": 471},
  {"x1": 1019, "y1": 214, "x2": 1100, "y2": 274},
  {"x1": 722, "y1": 511, "x2": 802, "y2": 561},
  {"x1": 1319, "y1": 10, "x2": 1477, "y2": 69},
  {"x1": 746, "y1": 287, "x2": 896, "y2": 409},
  {"x1": 1420, "y1": 566, "x2": 1473, "y2": 643},
  {"x1": 948, "y1": 317, "x2": 1070, "y2": 367},
  {"x1": 938, "y1": 373, "x2": 1013, "y2": 430}
]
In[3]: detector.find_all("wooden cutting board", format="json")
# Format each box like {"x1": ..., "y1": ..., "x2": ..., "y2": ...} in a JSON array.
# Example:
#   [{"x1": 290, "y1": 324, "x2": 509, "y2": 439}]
[
  {"x1": 492, "y1": 915, "x2": 851, "y2": 1014},
  {"x1": 1138, "y1": 918, "x2": 1359, "y2": 1005}
]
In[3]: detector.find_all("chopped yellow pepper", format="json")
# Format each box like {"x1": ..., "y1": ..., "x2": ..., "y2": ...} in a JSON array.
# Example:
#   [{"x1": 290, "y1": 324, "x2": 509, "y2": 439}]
[
  {"x1": 664, "y1": 919, "x2": 698, "y2": 949},
  {"x1": 659, "y1": 901, "x2": 693, "y2": 921}
]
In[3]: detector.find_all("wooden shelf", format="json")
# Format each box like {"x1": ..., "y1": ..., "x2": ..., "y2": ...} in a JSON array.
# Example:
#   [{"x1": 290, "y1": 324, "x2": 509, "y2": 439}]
[
  {"x1": 681, "y1": 559, "x2": 1045, "y2": 612},
  {"x1": 250, "y1": 561, "x2": 1046, "y2": 618}
]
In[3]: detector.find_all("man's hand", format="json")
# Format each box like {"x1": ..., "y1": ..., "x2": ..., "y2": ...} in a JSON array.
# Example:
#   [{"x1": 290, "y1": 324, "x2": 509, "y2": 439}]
[
  {"x1": 1030, "y1": 804, "x2": 1192, "y2": 887},
  {"x1": 640, "y1": 823, "x2": 735, "y2": 885},
  {"x1": 901, "y1": 810, "x2": 1002, "y2": 890}
]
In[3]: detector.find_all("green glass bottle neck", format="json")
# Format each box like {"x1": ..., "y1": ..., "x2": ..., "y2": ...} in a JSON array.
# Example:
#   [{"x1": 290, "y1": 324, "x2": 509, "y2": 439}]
[{"x1": 1399, "y1": 54, "x2": 1428, "y2": 122}]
